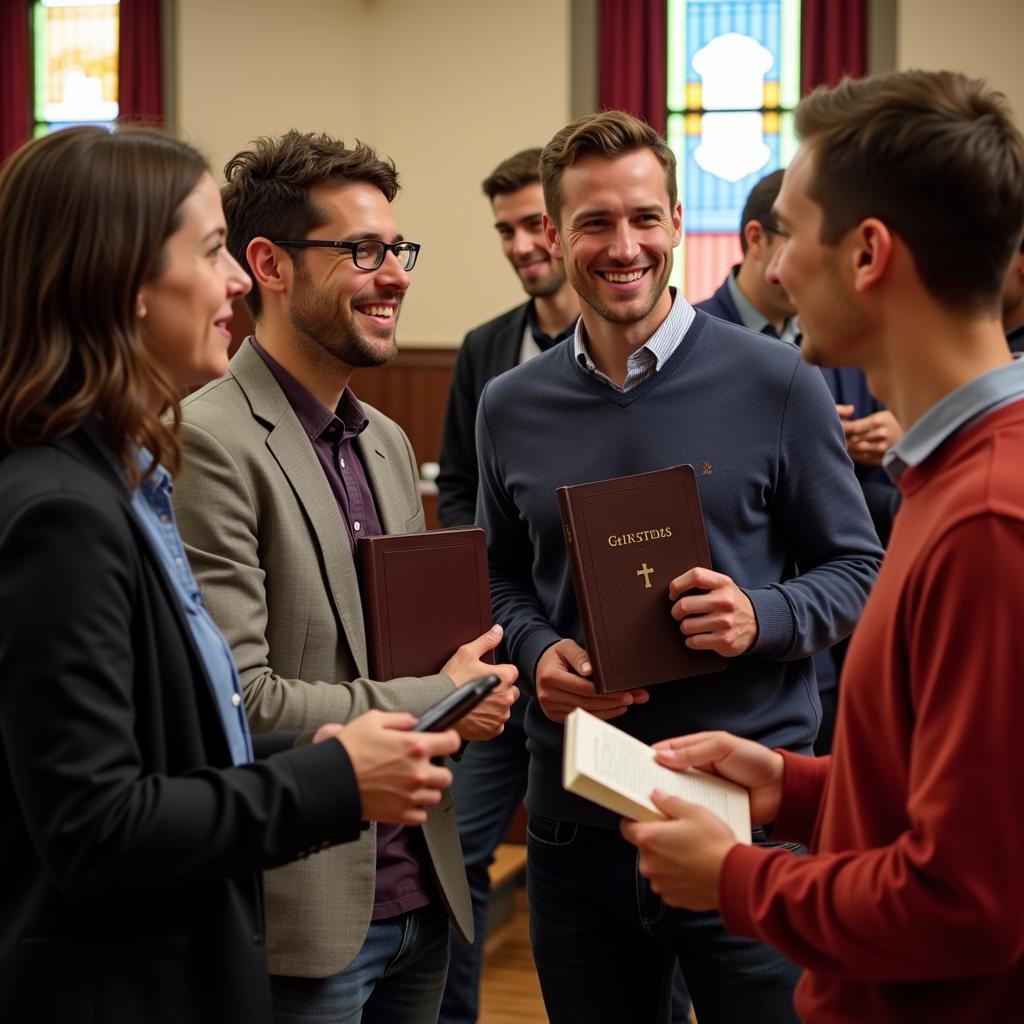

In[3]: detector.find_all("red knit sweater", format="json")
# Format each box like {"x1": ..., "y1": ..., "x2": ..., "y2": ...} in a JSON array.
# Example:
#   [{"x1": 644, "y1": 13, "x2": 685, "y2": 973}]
[{"x1": 719, "y1": 400, "x2": 1024, "y2": 1023}]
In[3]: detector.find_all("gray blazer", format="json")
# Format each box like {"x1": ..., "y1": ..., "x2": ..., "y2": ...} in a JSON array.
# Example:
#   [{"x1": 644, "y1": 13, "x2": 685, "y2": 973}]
[{"x1": 173, "y1": 341, "x2": 472, "y2": 978}]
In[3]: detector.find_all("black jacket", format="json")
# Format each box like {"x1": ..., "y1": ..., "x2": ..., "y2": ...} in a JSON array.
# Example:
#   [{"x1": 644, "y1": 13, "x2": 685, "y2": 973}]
[
  {"x1": 437, "y1": 302, "x2": 529, "y2": 527},
  {"x1": 0, "y1": 428, "x2": 362, "y2": 1023}
]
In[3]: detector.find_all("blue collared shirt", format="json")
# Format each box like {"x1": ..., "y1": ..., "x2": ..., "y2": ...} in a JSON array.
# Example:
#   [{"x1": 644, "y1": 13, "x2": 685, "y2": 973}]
[
  {"x1": 574, "y1": 288, "x2": 696, "y2": 391},
  {"x1": 131, "y1": 457, "x2": 254, "y2": 765},
  {"x1": 884, "y1": 357, "x2": 1024, "y2": 482}
]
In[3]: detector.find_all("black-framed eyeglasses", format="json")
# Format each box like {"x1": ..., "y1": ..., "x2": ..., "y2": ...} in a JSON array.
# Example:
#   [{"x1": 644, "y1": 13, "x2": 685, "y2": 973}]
[
  {"x1": 272, "y1": 238, "x2": 421, "y2": 271},
  {"x1": 763, "y1": 224, "x2": 788, "y2": 240}
]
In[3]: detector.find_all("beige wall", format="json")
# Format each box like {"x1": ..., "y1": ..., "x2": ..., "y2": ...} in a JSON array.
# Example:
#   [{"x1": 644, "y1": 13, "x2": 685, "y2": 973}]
[
  {"x1": 174, "y1": 0, "x2": 573, "y2": 347},
  {"x1": 896, "y1": 0, "x2": 1024, "y2": 124},
  {"x1": 177, "y1": 1, "x2": 1024, "y2": 346}
]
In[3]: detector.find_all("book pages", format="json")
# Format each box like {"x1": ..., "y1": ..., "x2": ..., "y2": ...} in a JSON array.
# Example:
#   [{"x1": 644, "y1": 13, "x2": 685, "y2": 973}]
[{"x1": 564, "y1": 708, "x2": 751, "y2": 843}]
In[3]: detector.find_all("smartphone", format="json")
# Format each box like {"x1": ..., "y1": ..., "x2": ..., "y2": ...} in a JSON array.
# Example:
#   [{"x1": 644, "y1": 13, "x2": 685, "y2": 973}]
[{"x1": 412, "y1": 674, "x2": 501, "y2": 732}]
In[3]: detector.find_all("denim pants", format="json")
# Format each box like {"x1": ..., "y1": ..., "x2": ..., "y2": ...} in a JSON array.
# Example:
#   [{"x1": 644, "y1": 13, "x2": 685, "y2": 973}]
[
  {"x1": 527, "y1": 814, "x2": 802, "y2": 1024},
  {"x1": 270, "y1": 903, "x2": 449, "y2": 1024},
  {"x1": 438, "y1": 699, "x2": 531, "y2": 1024}
]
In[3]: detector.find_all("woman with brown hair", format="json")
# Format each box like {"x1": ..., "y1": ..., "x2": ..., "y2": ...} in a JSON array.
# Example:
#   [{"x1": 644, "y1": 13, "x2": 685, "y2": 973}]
[{"x1": 0, "y1": 126, "x2": 458, "y2": 1023}]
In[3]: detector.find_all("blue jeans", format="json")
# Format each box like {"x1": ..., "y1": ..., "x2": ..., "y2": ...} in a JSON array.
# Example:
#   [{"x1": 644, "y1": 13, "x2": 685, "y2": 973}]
[
  {"x1": 438, "y1": 699, "x2": 531, "y2": 1024},
  {"x1": 270, "y1": 903, "x2": 449, "y2": 1024},
  {"x1": 527, "y1": 815, "x2": 802, "y2": 1024}
]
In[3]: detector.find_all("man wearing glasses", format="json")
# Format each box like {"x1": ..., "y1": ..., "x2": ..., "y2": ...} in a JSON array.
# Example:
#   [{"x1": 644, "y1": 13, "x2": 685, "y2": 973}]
[
  {"x1": 171, "y1": 130, "x2": 518, "y2": 1024},
  {"x1": 697, "y1": 170, "x2": 799, "y2": 346}
]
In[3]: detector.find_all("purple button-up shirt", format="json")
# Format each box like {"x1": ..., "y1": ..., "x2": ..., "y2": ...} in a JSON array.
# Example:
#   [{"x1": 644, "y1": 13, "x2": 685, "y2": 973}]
[
  {"x1": 251, "y1": 337, "x2": 382, "y2": 552},
  {"x1": 250, "y1": 338, "x2": 433, "y2": 921}
]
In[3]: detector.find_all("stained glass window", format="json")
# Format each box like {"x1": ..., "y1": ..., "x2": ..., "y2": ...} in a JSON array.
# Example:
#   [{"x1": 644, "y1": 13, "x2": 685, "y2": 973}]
[
  {"x1": 33, "y1": 1, "x2": 120, "y2": 137},
  {"x1": 667, "y1": 0, "x2": 800, "y2": 301}
]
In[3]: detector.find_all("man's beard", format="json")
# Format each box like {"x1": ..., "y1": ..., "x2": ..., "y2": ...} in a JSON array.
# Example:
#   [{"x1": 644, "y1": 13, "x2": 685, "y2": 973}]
[
  {"x1": 289, "y1": 266, "x2": 399, "y2": 369},
  {"x1": 520, "y1": 258, "x2": 568, "y2": 300},
  {"x1": 572, "y1": 253, "x2": 672, "y2": 325}
]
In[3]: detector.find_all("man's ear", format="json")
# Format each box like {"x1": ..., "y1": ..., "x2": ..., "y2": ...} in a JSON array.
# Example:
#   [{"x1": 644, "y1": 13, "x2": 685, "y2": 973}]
[
  {"x1": 671, "y1": 200, "x2": 683, "y2": 246},
  {"x1": 1011, "y1": 249, "x2": 1024, "y2": 284},
  {"x1": 850, "y1": 218, "x2": 892, "y2": 294},
  {"x1": 246, "y1": 237, "x2": 289, "y2": 296},
  {"x1": 742, "y1": 219, "x2": 766, "y2": 256},
  {"x1": 543, "y1": 212, "x2": 564, "y2": 260}
]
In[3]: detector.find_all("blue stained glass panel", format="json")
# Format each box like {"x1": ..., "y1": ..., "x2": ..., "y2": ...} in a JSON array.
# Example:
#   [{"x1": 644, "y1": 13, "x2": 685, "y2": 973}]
[
  {"x1": 668, "y1": 0, "x2": 800, "y2": 291},
  {"x1": 686, "y1": 0, "x2": 782, "y2": 98},
  {"x1": 684, "y1": 122, "x2": 782, "y2": 232}
]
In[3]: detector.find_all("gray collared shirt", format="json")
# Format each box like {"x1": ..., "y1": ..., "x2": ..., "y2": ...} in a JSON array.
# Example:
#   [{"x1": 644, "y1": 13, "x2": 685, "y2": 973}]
[
  {"x1": 726, "y1": 268, "x2": 800, "y2": 346},
  {"x1": 884, "y1": 356, "x2": 1024, "y2": 481},
  {"x1": 574, "y1": 288, "x2": 696, "y2": 391}
]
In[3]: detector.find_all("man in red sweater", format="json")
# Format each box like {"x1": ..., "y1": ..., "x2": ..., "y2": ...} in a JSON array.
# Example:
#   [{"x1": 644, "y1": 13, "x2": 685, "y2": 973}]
[{"x1": 621, "y1": 70, "x2": 1024, "y2": 1022}]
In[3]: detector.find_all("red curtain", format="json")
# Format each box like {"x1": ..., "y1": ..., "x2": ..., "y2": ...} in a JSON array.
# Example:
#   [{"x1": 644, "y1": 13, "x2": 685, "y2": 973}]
[
  {"x1": 1, "y1": 0, "x2": 32, "y2": 166},
  {"x1": 119, "y1": 0, "x2": 163, "y2": 124},
  {"x1": 599, "y1": 0, "x2": 667, "y2": 136},
  {"x1": 802, "y1": 0, "x2": 867, "y2": 93}
]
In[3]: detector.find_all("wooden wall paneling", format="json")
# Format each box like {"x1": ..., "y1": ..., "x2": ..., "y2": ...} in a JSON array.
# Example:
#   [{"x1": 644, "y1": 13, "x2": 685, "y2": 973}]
[{"x1": 351, "y1": 347, "x2": 457, "y2": 472}]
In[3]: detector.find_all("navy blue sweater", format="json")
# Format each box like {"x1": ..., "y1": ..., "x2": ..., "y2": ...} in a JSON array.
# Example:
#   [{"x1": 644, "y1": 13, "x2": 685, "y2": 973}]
[{"x1": 476, "y1": 308, "x2": 883, "y2": 826}]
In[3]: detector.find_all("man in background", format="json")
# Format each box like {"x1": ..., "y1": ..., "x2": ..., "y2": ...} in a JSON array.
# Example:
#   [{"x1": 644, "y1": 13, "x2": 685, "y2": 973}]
[
  {"x1": 438, "y1": 147, "x2": 578, "y2": 526},
  {"x1": 437, "y1": 147, "x2": 578, "y2": 1024},
  {"x1": 697, "y1": 170, "x2": 799, "y2": 345}
]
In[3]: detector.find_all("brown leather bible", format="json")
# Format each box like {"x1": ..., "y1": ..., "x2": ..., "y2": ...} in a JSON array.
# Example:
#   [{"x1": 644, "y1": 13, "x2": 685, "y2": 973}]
[
  {"x1": 557, "y1": 465, "x2": 726, "y2": 693},
  {"x1": 357, "y1": 527, "x2": 493, "y2": 679}
]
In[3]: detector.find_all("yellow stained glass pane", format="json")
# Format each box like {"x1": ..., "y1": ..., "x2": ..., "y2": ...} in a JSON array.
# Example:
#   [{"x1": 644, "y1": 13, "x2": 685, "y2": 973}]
[
  {"x1": 685, "y1": 82, "x2": 702, "y2": 111},
  {"x1": 763, "y1": 111, "x2": 780, "y2": 133},
  {"x1": 763, "y1": 81, "x2": 781, "y2": 110},
  {"x1": 685, "y1": 113, "x2": 702, "y2": 136},
  {"x1": 38, "y1": 4, "x2": 119, "y2": 125}
]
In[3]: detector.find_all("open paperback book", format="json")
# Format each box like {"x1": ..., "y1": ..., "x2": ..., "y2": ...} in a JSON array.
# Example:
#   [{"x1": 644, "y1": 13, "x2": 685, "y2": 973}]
[{"x1": 563, "y1": 708, "x2": 751, "y2": 843}]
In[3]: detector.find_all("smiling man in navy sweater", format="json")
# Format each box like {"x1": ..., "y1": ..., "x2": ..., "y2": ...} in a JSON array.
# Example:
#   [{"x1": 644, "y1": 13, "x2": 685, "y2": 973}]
[{"x1": 475, "y1": 110, "x2": 883, "y2": 1024}]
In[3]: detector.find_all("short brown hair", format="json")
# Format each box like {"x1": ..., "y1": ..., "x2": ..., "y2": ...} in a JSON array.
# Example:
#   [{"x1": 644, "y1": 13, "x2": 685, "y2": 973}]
[
  {"x1": 482, "y1": 148, "x2": 542, "y2": 199},
  {"x1": 222, "y1": 130, "x2": 400, "y2": 319},
  {"x1": 796, "y1": 70, "x2": 1024, "y2": 313},
  {"x1": 739, "y1": 170, "x2": 784, "y2": 255},
  {"x1": 0, "y1": 126, "x2": 207, "y2": 484},
  {"x1": 540, "y1": 110, "x2": 677, "y2": 226}
]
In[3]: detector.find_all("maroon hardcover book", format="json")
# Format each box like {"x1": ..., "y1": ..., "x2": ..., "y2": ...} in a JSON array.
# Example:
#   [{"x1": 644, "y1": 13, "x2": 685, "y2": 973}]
[
  {"x1": 557, "y1": 465, "x2": 726, "y2": 694},
  {"x1": 358, "y1": 527, "x2": 493, "y2": 680}
]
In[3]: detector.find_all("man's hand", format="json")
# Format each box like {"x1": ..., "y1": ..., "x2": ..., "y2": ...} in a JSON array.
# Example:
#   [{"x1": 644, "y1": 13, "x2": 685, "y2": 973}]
[
  {"x1": 837, "y1": 405, "x2": 903, "y2": 466},
  {"x1": 319, "y1": 710, "x2": 459, "y2": 826},
  {"x1": 441, "y1": 624, "x2": 520, "y2": 740},
  {"x1": 621, "y1": 790, "x2": 735, "y2": 910},
  {"x1": 669, "y1": 567, "x2": 757, "y2": 656},
  {"x1": 535, "y1": 638, "x2": 648, "y2": 723},
  {"x1": 651, "y1": 730, "x2": 785, "y2": 826}
]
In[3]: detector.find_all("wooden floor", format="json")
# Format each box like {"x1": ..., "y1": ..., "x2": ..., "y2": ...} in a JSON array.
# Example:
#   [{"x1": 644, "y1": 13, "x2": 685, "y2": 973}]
[
  {"x1": 478, "y1": 886, "x2": 699, "y2": 1024},
  {"x1": 478, "y1": 888, "x2": 547, "y2": 1024}
]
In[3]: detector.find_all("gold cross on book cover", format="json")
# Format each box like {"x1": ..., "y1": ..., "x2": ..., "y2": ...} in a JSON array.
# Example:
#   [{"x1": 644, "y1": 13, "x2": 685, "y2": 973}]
[{"x1": 557, "y1": 465, "x2": 726, "y2": 693}]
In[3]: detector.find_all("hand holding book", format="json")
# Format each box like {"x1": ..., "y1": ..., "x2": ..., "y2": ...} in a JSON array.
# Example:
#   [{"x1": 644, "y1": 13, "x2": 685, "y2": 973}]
[
  {"x1": 621, "y1": 790, "x2": 737, "y2": 912},
  {"x1": 561, "y1": 710, "x2": 773, "y2": 914},
  {"x1": 535, "y1": 637, "x2": 649, "y2": 723},
  {"x1": 563, "y1": 709, "x2": 751, "y2": 840},
  {"x1": 669, "y1": 566, "x2": 759, "y2": 657},
  {"x1": 620, "y1": 730, "x2": 786, "y2": 912},
  {"x1": 651, "y1": 731, "x2": 785, "y2": 827},
  {"x1": 440, "y1": 624, "x2": 519, "y2": 740}
]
